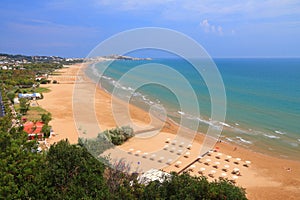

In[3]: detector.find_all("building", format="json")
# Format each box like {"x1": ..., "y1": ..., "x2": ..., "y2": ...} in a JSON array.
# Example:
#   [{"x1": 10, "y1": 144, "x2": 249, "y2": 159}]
[
  {"x1": 18, "y1": 93, "x2": 42, "y2": 99},
  {"x1": 0, "y1": 92, "x2": 5, "y2": 117},
  {"x1": 23, "y1": 121, "x2": 44, "y2": 140},
  {"x1": 137, "y1": 169, "x2": 171, "y2": 185}
]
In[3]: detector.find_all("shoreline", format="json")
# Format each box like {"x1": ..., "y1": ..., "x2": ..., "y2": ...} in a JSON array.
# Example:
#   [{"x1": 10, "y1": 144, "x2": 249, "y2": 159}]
[
  {"x1": 39, "y1": 62, "x2": 300, "y2": 200},
  {"x1": 87, "y1": 59, "x2": 300, "y2": 161}
]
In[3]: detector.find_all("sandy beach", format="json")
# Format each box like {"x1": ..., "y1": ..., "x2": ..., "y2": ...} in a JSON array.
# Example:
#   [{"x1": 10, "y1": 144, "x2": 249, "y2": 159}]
[{"x1": 39, "y1": 63, "x2": 300, "y2": 200}]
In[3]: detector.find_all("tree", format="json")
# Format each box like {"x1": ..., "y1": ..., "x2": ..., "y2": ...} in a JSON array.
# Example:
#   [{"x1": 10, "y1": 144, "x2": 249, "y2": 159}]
[
  {"x1": 40, "y1": 79, "x2": 48, "y2": 84},
  {"x1": 19, "y1": 98, "x2": 29, "y2": 115},
  {"x1": 41, "y1": 113, "x2": 51, "y2": 125},
  {"x1": 138, "y1": 172, "x2": 247, "y2": 200},
  {"x1": 6, "y1": 91, "x2": 15, "y2": 103},
  {"x1": 39, "y1": 140, "x2": 111, "y2": 199},
  {"x1": 41, "y1": 124, "x2": 51, "y2": 138},
  {"x1": 0, "y1": 127, "x2": 43, "y2": 199},
  {"x1": 104, "y1": 126, "x2": 134, "y2": 145}
]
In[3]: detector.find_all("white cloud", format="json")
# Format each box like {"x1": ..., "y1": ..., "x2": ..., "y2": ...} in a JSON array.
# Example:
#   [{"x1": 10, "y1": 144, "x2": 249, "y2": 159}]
[
  {"x1": 93, "y1": 0, "x2": 300, "y2": 24},
  {"x1": 94, "y1": 0, "x2": 174, "y2": 11},
  {"x1": 200, "y1": 19, "x2": 223, "y2": 35},
  {"x1": 217, "y1": 26, "x2": 223, "y2": 35},
  {"x1": 200, "y1": 19, "x2": 210, "y2": 32}
]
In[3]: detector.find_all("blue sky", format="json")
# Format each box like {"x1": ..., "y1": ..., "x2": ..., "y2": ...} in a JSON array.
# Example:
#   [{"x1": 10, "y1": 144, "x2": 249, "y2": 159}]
[{"x1": 1, "y1": 0, "x2": 300, "y2": 58}]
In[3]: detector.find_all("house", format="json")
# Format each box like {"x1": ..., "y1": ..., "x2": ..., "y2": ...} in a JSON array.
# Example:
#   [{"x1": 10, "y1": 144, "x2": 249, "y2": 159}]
[
  {"x1": 23, "y1": 121, "x2": 44, "y2": 140},
  {"x1": 35, "y1": 76, "x2": 47, "y2": 81},
  {"x1": 137, "y1": 169, "x2": 171, "y2": 185},
  {"x1": 13, "y1": 97, "x2": 20, "y2": 104},
  {"x1": 18, "y1": 93, "x2": 42, "y2": 99}
]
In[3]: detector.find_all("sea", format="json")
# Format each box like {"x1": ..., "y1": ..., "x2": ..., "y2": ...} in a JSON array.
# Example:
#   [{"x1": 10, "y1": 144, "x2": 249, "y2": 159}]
[{"x1": 85, "y1": 58, "x2": 300, "y2": 161}]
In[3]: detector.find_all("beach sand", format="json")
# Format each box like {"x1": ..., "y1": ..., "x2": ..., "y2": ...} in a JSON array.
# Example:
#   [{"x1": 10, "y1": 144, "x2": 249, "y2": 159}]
[{"x1": 39, "y1": 63, "x2": 300, "y2": 200}]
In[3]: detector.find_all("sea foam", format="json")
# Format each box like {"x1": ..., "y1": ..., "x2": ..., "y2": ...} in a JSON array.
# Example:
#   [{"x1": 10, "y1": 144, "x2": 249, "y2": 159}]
[
  {"x1": 236, "y1": 136, "x2": 252, "y2": 144},
  {"x1": 263, "y1": 134, "x2": 280, "y2": 139},
  {"x1": 274, "y1": 130, "x2": 286, "y2": 135}
]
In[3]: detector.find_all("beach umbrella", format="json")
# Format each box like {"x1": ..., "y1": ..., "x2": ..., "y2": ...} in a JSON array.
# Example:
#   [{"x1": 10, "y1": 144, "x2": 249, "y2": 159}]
[
  {"x1": 221, "y1": 172, "x2": 227, "y2": 177},
  {"x1": 215, "y1": 153, "x2": 222, "y2": 159},
  {"x1": 135, "y1": 150, "x2": 141, "y2": 155},
  {"x1": 150, "y1": 154, "x2": 156, "y2": 160},
  {"x1": 214, "y1": 161, "x2": 220, "y2": 166},
  {"x1": 166, "y1": 158, "x2": 173, "y2": 164},
  {"x1": 232, "y1": 175, "x2": 238, "y2": 179},
  {"x1": 163, "y1": 144, "x2": 169, "y2": 150},
  {"x1": 225, "y1": 155, "x2": 232, "y2": 161},
  {"x1": 235, "y1": 158, "x2": 241, "y2": 164},
  {"x1": 170, "y1": 147, "x2": 176, "y2": 153},
  {"x1": 142, "y1": 152, "x2": 148, "y2": 158},
  {"x1": 179, "y1": 142, "x2": 185, "y2": 147},
  {"x1": 223, "y1": 164, "x2": 230, "y2": 171},
  {"x1": 184, "y1": 151, "x2": 190, "y2": 158},
  {"x1": 189, "y1": 164, "x2": 196, "y2": 172},
  {"x1": 128, "y1": 148, "x2": 134, "y2": 154},
  {"x1": 244, "y1": 160, "x2": 251, "y2": 167},
  {"x1": 231, "y1": 175, "x2": 239, "y2": 183},
  {"x1": 197, "y1": 167, "x2": 204, "y2": 174},
  {"x1": 175, "y1": 161, "x2": 182, "y2": 168},
  {"x1": 177, "y1": 149, "x2": 183, "y2": 155},
  {"x1": 165, "y1": 138, "x2": 171, "y2": 143},
  {"x1": 207, "y1": 150, "x2": 213, "y2": 156},
  {"x1": 209, "y1": 170, "x2": 216, "y2": 177},
  {"x1": 199, "y1": 167, "x2": 206, "y2": 172},
  {"x1": 187, "y1": 144, "x2": 192, "y2": 150},
  {"x1": 171, "y1": 140, "x2": 177, "y2": 145},
  {"x1": 204, "y1": 158, "x2": 211, "y2": 165},
  {"x1": 158, "y1": 157, "x2": 164, "y2": 162},
  {"x1": 232, "y1": 168, "x2": 240, "y2": 174}
]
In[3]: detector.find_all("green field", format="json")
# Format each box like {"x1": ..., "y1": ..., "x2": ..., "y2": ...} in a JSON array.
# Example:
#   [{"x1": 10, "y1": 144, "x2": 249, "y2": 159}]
[{"x1": 19, "y1": 87, "x2": 51, "y2": 94}]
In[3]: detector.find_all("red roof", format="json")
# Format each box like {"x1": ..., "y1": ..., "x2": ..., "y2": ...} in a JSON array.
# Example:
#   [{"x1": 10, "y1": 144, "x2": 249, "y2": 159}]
[{"x1": 23, "y1": 121, "x2": 44, "y2": 134}]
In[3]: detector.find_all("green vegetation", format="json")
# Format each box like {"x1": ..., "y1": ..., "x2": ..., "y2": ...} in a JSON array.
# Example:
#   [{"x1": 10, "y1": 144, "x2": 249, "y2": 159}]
[
  {"x1": 41, "y1": 124, "x2": 51, "y2": 138},
  {"x1": 0, "y1": 54, "x2": 247, "y2": 200},
  {"x1": 138, "y1": 172, "x2": 247, "y2": 200},
  {"x1": 14, "y1": 105, "x2": 48, "y2": 121},
  {"x1": 0, "y1": 112, "x2": 248, "y2": 200},
  {"x1": 0, "y1": 70, "x2": 35, "y2": 87},
  {"x1": 19, "y1": 87, "x2": 51, "y2": 94},
  {"x1": 19, "y1": 98, "x2": 30, "y2": 115},
  {"x1": 40, "y1": 113, "x2": 52, "y2": 137},
  {"x1": 0, "y1": 127, "x2": 42, "y2": 199},
  {"x1": 104, "y1": 126, "x2": 134, "y2": 145},
  {"x1": 41, "y1": 113, "x2": 52, "y2": 125},
  {"x1": 6, "y1": 91, "x2": 15, "y2": 103}
]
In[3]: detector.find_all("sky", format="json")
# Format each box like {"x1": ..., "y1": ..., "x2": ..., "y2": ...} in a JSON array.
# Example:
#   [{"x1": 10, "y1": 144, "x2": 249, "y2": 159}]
[{"x1": 1, "y1": 0, "x2": 300, "y2": 58}]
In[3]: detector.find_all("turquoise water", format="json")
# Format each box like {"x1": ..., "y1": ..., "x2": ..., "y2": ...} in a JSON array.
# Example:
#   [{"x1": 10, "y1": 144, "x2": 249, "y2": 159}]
[{"x1": 86, "y1": 58, "x2": 300, "y2": 160}]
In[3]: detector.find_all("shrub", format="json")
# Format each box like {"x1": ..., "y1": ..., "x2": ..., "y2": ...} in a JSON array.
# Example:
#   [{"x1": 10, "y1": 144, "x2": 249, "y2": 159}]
[{"x1": 104, "y1": 126, "x2": 134, "y2": 145}]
